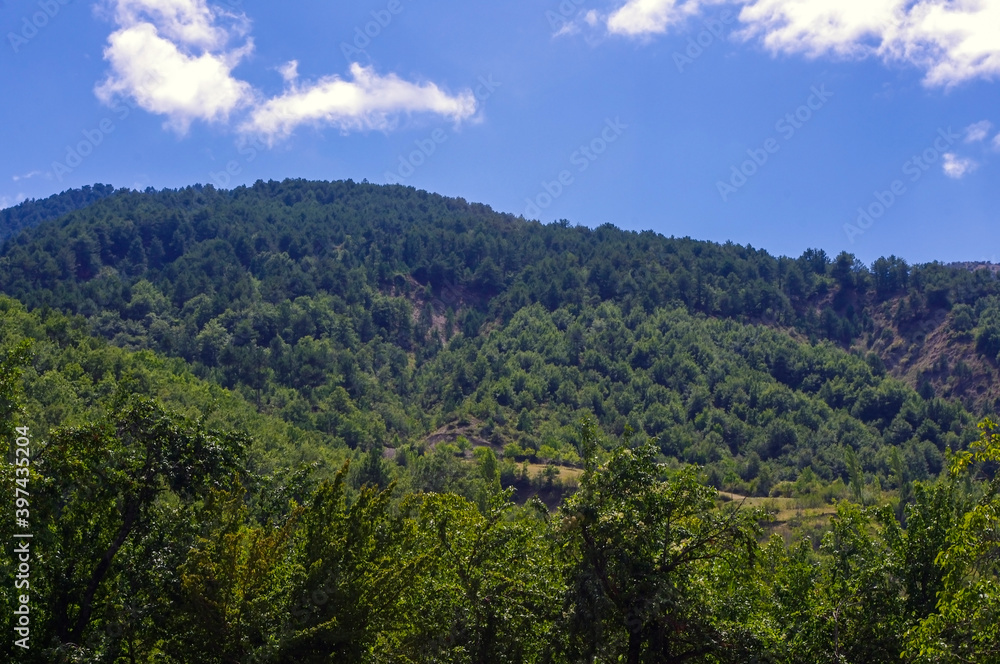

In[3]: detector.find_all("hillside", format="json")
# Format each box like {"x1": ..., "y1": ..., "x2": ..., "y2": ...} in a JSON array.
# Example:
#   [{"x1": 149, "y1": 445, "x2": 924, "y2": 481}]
[
  {"x1": 0, "y1": 180, "x2": 995, "y2": 495},
  {"x1": 3, "y1": 182, "x2": 998, "y2": 416},
  {"x1": 2, "y1": 180, "x2": 999, "y2": 663},
  {"x1": 0, "y1": 295, "x2": 341, "y2": 476},
  {"x1": 0, "y1": 184, "x2": 119, "y2": 243}
]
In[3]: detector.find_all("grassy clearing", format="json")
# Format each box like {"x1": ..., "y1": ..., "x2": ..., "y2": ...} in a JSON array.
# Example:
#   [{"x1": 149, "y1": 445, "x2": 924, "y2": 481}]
[
  {"x1": 525, "y1": 463, "x2": 584, "y2": 482},
  {"x1": 719, "y1": 491, "x2": 839, "y2": 543}
]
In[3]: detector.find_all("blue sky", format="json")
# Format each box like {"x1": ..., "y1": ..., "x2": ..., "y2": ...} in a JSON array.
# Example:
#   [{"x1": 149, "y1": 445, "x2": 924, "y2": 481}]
[{"x1": 2, "y1": 0, "x2": 999, "y2": 265}]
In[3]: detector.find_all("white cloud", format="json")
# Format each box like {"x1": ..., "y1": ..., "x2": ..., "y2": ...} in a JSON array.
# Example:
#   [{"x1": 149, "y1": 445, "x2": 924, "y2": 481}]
[
  {"x1": 278, "y1": 60, "x2": 299, "y2": 84},
  {"x1": 942, "y1": 153, "x2": 978, "y2": 179},
  {"x1": 96, "y1": 0, "x2": 254, "y2": 133},
  {"x1": 97, "y1": 24, "x2": 254, "y2": 133},
  {"x1": 993, "y1": 134, "x2": 1000, "y2": 151},
  {"x1": 12, "y1": 170, "x2": 43, "y2": 182},
  {"x1": 111, "y1": 0, "x2": 245, "y2": 50},
  {"x1": 0, "y1": 193, "x2": 27, "y2": 209},
  {"x1": 737, "y1": 0, "x2": 901, "y2": 58},
  {"x1": 552, "y1": 8, "x2": 604, "y2": 41},
  {"x1": 882, "y1": 1, "x2": 1000, "y2": 87},
  {"x1": 554, "y1": 21, "x2": 580, "y2": 38},
  {"x1": 601, "y1": 0, "x2": 1000, "y2": 86},
  {"x1": 95, "y1": 1, "x2": 477, "y2": 140},
  {"x1": 243, "y1": 63, "x2": 477, "y2": 142},
  {"x1": 607, "y1": 0, "x2": 706, "y2": 36},
  {"x1": 964, "y1": 120, "x2": 993, "y2": 143}
]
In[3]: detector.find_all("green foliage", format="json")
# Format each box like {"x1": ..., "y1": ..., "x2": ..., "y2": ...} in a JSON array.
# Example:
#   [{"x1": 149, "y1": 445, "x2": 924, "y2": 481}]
[
  {"x1": 0, "y1": 183, "x2": 117, "y2": 242},
  {"x1": 279, "y1": 468, "x2": 418, "y2": 663},
  {"x1": 37, "y1": 395, "x2": 245, "y2": 646},
  {"x1": 0, "y1": 388, "x2": 249, "y2": 663},
  {"x1": 557, "y1": 422, "x2": 764, "y2": 663},
  {"x1": 974, "y1": 303, "x2": 1000, "y2": 362},
  {"x1": 0, "y1": 338, "x2": 31, "y2": 437},
  {"x1": 0, "y1": 295, "x2": 342, "y2": 475},
  {"x1": 355, "y1": 445, "x2": 392, "y2": 491},
  {"x1": 400, "y1": 491, "x2": 563, "y2": 663},
  {"x1": 4, "y1": 182, "x2": 1000, "y2": 662},
  {"x1": 755, "y1": 484, "x2": 960, "y2": 663},
  {"x1": 158, "y1": 489, "x2": 298, "y2": 664},
  {"x1": 424, "y1": 302, "x2": 970, "y2": 494},
  {"x1": 906, "y1": 419, "x2": 1000, "y2": 663},
  {"x1": 0, "y1": 181, "x2": 992, "y2": 488}
]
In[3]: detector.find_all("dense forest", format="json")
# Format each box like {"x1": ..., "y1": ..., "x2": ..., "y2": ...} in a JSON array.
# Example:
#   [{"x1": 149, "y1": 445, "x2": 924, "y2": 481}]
[
  {"x1": 0, "y1": 185, "x2": 118, "y2": 245},
  {"x1": 1, "y1": 180, "x2": 999, "y2": 662}
]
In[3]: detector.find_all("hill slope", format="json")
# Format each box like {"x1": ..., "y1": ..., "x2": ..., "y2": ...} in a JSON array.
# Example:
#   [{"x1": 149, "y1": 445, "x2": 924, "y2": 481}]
[
  {"x1": 0, "y1": 183, "x2": 119, "y2": 242},
  {"x1": 0, "y1": 179, "x2": 996, "y2": 494}
]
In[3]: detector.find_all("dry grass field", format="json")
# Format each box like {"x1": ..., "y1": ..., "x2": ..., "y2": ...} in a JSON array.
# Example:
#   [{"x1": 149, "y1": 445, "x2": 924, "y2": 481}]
[{"x1": 719, "y1": 492, "x2": 840, "y2": 542}]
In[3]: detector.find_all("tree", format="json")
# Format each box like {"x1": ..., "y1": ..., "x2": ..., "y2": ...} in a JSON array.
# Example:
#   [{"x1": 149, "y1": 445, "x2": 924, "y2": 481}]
[
  {"x1": 402, "y1": 490, "x2": 563, "y2": 663},
  {"x1": 31, "y1": 393, "x2": 245, "y2": 655},
  {"x1": 0, "y1": 341, "x2": 32, "y2": 663},
  {"x1": 278, "y1": 467, "x2": 420, "y2": 663},
  {"x1": 906, "y1": 418, "x2": 1000, "y2": 663},
  {"x1": 473, "y1": 257, "x2": 503, "y2": 294},
  {"x1": 355, "y1": 445, "x2": 391, "y2": 490},
  {"x1": 844, "y1": 446, "x2": 866, "y2": 504},
  {"x1": 158, "y1": 489, "x2": 298, "y2": 664},
  {"x1": 557, "y1": 420, "x2": 763, "y2": 663},
  {"x1": 872, "y1": 255, "x2": 909, "y2": 300},
  {"x1": 0, "y1": 339, "x2": 31, "y2": 439},
  {"x1": 832, "y1": 251, "x2": 856, "y2": 289},
  {"x1": 813, "y1": 503, "x2": 907, "y2": 663}
]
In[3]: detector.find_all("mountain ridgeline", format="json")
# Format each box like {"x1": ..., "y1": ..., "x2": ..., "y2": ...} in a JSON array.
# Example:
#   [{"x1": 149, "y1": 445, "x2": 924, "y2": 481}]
[{"x1": 0, "y1": 184, "x2": 118, "y2": 244}]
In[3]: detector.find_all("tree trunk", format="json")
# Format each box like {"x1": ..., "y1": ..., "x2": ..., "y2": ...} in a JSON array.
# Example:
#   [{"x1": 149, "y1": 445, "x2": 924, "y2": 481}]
[
  {"x1": 69, "y1": 494, "x2": 143, "y2": 642},
  {"x1": 627, "y1": 629, "x2": 642, "y2": 664}
]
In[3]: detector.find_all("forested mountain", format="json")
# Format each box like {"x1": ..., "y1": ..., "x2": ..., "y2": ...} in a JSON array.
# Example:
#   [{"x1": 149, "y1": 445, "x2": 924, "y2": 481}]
[
  {"x1": 0, "y1": 180, "x2": 995, "y2": 488},
  {"x1": 3, "y1": 181, "x2": 999, "y2": 411},
  {"x1": 0, "y1": 184, "x2": 119, "y2": 243},
  {"x1": 1, "y1": 180, "x2": 999, "y2": 662}
]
